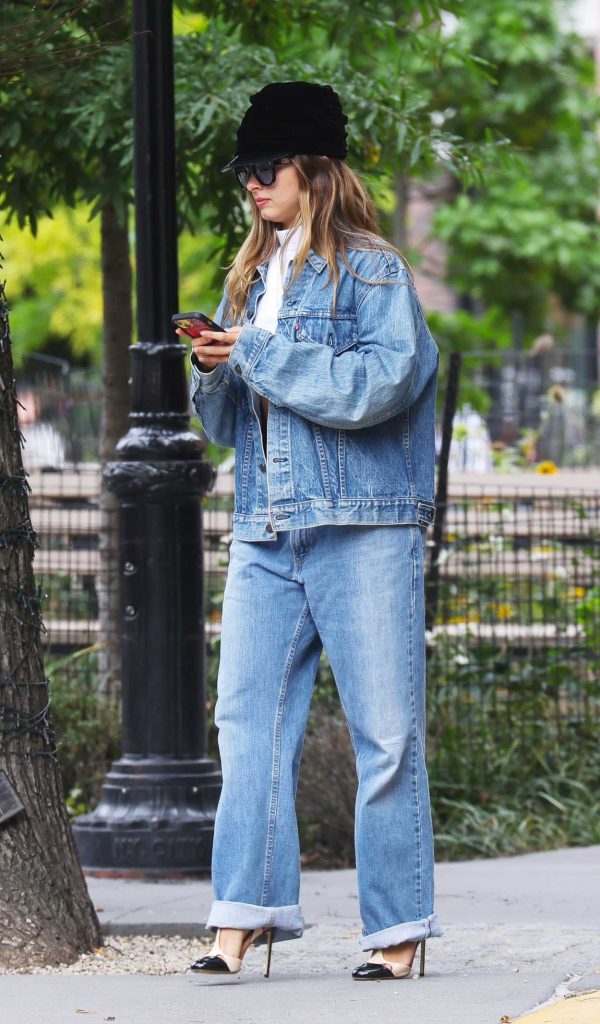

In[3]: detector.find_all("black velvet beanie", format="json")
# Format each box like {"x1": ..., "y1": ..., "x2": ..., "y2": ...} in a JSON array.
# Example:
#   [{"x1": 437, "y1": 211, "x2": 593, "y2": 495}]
[{"x1": 221, "y1": 81, "x2": 348, "y2": 170}]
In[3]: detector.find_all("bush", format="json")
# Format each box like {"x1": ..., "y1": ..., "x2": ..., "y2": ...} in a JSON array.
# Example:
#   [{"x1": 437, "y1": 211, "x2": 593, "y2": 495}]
[
  {"x1": 297, "y1": 710, "x2": 357, "y2": 867},
  {"x1": 47, "y1": 645, "x2": 121, "y2": 816}
]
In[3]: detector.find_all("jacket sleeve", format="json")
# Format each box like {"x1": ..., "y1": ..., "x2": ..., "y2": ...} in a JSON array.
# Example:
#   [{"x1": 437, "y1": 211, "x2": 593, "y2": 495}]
[
  {"x1": 225, "y1": 266, "x2": 435, "y2": 430},
  {"x1": 189, "y1": 290, "x2": 241, "y2": 448}
]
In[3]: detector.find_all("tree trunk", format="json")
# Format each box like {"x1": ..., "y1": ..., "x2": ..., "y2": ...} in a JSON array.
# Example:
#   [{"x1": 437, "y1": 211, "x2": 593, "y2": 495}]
[
  {"x1": 97, "y1": 199, "x2": 133, "y2": 695},
  {"x1": 0, "y1": 281, "x2": 102, "y2": 969}
]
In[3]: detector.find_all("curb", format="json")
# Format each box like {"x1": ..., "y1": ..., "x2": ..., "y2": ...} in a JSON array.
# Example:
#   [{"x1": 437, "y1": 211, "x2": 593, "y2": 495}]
[{"x1": 516, "y1": 989, "x2": 600, "y2": 1023}]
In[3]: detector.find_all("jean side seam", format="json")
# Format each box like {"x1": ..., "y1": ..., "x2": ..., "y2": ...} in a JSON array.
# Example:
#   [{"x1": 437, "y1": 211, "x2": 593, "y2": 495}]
[
  {"x1": 261, "y1": 599, "x2": 311, "y2": 906},
  {"x1": 410, "y1": 524, "x2": 424, "y2": 918},
  {"x1": 290, "y1": 529, "x2": 302, "y2": 581}
]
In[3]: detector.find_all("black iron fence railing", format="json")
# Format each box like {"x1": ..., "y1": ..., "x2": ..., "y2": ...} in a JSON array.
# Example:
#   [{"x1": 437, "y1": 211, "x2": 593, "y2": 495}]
[
  {"x1": 423, "y1": 472, "x2": 599, "y2": 811},
  {"x1": 28, "y1": 466, "x2": 600, "y2": 818}
]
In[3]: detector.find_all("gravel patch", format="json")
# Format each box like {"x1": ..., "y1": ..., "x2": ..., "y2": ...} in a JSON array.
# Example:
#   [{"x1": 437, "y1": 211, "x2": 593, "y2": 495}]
[{"x1": 8, "y1": 936, "x2": 212, "y2": 976}]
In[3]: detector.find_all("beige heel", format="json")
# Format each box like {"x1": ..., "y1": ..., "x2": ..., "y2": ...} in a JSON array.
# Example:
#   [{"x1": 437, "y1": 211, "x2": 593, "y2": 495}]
[
  {"x1": 241, "y1": 927, "x2": 274, "y2": 977},
  {"x1": 190, "y1": 928, "x2": 243, "y2": 974},
  {"x1": 190, "y1": 926, "x2": 274, "y2": 976},
  {"x1": 352, "y1": 938, "x2": 426, "y2": 981}
]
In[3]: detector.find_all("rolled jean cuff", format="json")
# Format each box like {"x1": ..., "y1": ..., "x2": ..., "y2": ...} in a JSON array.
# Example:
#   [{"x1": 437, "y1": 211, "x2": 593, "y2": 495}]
[
  {"x1": 360, "y1": 911, "x2": 444, "y2": 951},
  {"x1": 206, "y1": 900, "x2": 304, "y2": 944}
]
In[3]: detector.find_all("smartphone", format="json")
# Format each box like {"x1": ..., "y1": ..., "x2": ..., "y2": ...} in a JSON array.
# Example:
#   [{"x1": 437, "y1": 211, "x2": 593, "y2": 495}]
[{"x1": 171, "y1": 311, "x2": 225, "y2": 338}]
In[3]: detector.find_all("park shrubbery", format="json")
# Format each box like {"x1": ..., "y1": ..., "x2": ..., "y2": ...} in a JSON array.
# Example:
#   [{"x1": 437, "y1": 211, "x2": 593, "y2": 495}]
[
  {"x1": 47, "y1": 647, "x2": 121, "y2": 818},
  {"x1": 48, "y1": 623, "x2": 600, "y2": 864},
  {"x1": 44, "y1": 497, "x2": 600, "y2": 863}
]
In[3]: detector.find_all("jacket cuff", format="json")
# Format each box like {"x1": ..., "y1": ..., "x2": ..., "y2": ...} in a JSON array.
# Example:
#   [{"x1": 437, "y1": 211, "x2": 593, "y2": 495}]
[
  {"x1": 190, "y1": 355, "x2": 227, "y2": 397},
  {"x1": 228, "y1": 324, "x2": 271, "y2": 381}
]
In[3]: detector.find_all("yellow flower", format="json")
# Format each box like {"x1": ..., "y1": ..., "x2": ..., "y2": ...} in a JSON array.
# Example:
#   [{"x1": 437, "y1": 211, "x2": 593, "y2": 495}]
[
  {"x1": 364, "y1": 142, "x2": 382, "y2": 167},
  {"x1": 536, "y1": 460, "x2": 558, "y2": 474},
  {"x1": 495, "y1": 603, "x2": 515, "y2": 620},
  {"x1": 572, "y1": 587, "x2": 586, "y2": 599}
]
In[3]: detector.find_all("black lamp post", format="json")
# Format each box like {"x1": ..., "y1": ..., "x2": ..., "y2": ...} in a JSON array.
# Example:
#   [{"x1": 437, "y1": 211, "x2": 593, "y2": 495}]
[{"x1": 73, "y1": 0, "x2": 221, "y2": 874}]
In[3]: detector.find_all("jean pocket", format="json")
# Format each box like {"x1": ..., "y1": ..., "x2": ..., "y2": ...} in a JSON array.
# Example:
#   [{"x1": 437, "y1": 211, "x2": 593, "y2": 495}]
[{"x1": 294, "y1": 315, "x2": 357, "y2": 351}]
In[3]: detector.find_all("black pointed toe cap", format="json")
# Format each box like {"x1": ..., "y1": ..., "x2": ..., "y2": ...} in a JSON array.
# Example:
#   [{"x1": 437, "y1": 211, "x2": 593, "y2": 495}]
[
  {"x1": 190, "y1": 955, "x2": 232, "y2": 974},
  {"x1": 352, "y1": 961, "x2": 395, "y2": 980}
]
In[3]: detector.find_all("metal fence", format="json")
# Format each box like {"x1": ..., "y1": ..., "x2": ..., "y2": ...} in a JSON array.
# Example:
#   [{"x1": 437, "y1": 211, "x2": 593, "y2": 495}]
[
  {"x1": 25, "y1": 463, "x2": 600, "y2": 816},
  {"x1": 17, "y1": 345, "x2": 600, "y2": 474},
  {"x1": 423, "y1": 473, "x2": 600, "y2": 805},
  {"x1": 466, "y1": 345, "x2": 600, "y2": 467}
]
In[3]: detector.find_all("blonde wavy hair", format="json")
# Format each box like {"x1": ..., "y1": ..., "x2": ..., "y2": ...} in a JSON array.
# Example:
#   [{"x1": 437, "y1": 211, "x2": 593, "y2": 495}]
[{"x1": 222, "y1": 155, "x2": 411, "y2": 323}]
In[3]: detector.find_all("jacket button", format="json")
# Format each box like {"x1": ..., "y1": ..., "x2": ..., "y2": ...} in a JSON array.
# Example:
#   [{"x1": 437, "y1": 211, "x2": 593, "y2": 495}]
[
  {"x1": 259, "y1": 463, "x2": 266, "y2": 473},
  {"x1": 234, "y1": 364, "x2": 242, "y2": 374},
  {"x1": 266, "y1": 524, "x2": 274, "y2": 533}
]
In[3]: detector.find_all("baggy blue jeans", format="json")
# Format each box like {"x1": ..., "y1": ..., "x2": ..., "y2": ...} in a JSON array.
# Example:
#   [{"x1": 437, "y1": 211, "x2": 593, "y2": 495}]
[{"x1": 206, "y1": 524, "x2": 444, "y2": 951}]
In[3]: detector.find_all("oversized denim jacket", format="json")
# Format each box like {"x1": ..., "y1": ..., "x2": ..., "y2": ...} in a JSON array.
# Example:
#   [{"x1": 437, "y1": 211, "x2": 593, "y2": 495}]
[{"x1": 190, "y1": 244, "x2": 439, "y2": 542}]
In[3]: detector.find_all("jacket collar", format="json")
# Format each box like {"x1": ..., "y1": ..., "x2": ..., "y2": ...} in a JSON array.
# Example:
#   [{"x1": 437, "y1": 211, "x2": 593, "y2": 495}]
[
  {"x1": 256, "y1": 248, "x2": 327, "y2": 281},
  {"x1": 307, "y1": 251, "x2": 327, "y2": 273}
]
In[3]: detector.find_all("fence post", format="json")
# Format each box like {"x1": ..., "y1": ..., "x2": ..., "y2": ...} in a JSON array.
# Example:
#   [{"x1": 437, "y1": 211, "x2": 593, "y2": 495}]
[{"x1": 426, "y1": 351, "x2": 462, "y2": 637}]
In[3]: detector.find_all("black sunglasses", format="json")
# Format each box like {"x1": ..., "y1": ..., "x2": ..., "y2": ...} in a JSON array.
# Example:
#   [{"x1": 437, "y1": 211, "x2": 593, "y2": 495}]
[{"x1": 234, "y1": 156, "x2": 294, "y2": 189}]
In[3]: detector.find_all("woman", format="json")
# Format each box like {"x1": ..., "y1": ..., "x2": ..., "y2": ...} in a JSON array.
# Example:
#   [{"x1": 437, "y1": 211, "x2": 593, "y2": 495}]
[{"x1": 181, "y1": 81, "x2": 443, "y2": 981}]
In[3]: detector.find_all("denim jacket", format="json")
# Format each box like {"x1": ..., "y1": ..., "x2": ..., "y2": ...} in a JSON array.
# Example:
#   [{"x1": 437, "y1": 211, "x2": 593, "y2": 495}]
[{"x1": 190, "y1": 244, "x2": 439, "y2": 542}]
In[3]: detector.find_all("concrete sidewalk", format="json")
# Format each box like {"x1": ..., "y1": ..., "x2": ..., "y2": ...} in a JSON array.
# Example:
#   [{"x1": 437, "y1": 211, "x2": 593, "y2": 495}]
[{"x1": 1, "y1": 845, "x2": 599, "y2": 1024}]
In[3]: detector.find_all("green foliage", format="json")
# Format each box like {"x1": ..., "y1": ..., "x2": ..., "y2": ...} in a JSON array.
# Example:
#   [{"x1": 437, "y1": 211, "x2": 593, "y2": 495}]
[
  {"x1": 429, "y1": 0, "x2": 600, "y2": 325},
  {"x1": 2, "y1": 0, "x2": 597, "y2": 334},
  {"x1": 428, "y1": 635, "x2": 600, "y2": 857},
  {"x1": 1, "y1": 203, "x2": 226, "y2": 368},
  {"x1": 1, "y1": 205, "x2": 102, "y2": 366},
  {"x1": 432, "y1": 779, "x2": 600, "y2": 859},
  {"x1": 1, "y1": 0, "x2": 519, "y2": 365},
  {"x1": 0, "y1": 2, "x2": 133, "y2": 233},
  {"x1": 179, "y1": 0, "x2": 460, "y2": 51},
  {"x1": 46, "y1": 646, "x2": 121, "y2": 817},
  {"x1": 427, "y1": 306, "x2": 513, "y2": 412},
  {"x1": 172, "y1": 10, "x2": 515, "y2": 271},
  {"x1": 434, "y1": 163, "x2": 600, "y2": 320},
  {"x1": 0, "y1": 2, "x2": 511, "y2": 244}
]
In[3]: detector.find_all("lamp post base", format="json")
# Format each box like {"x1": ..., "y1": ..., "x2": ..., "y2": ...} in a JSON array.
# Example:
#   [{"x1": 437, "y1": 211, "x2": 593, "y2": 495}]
[{"x1": 73, "y1": 756, "x2": 221, "y2": 876}]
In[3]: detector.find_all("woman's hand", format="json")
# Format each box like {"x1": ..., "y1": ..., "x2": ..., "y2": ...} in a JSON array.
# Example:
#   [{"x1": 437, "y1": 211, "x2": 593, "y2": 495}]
[{"x1": 177, "y1": 326, "x2": 244, "y2": 371}]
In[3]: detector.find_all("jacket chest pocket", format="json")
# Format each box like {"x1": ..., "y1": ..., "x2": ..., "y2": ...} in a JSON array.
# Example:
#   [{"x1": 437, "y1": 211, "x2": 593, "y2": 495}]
[{"x1": 294, "y1": 315, "x2": 358, "y2": 354}]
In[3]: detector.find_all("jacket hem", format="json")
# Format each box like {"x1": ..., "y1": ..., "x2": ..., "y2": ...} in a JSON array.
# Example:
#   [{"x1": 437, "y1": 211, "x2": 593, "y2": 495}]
[{"x1": 231, "y1": 498, "x2": 435, "y2": 541}]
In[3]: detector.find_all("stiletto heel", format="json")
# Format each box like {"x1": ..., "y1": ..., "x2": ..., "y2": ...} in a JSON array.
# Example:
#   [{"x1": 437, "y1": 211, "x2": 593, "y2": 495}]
[
  {"x1": 352, "y1": 938, "x2": 426, "y2": 981},
  {"x1": 190, "y1": 926, "x2": 274, "y2": 976},
  {"x1": 263, "y1": 928, "x2": 274, "y2": 978}
]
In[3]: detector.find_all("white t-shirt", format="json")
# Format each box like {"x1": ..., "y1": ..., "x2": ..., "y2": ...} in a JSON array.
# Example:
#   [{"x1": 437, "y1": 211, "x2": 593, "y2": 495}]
[
  {"x1": 253, "y1": 225, "x2": 303, "y2": 332},
  {"x1": 251, "y1": 225, "x2": 303, "y2": 438}
]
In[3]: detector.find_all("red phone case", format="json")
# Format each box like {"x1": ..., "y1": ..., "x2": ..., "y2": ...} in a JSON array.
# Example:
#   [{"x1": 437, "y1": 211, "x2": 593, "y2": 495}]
[{"x1": 172, "y1": 312, "x2": 224, "y2": 338}]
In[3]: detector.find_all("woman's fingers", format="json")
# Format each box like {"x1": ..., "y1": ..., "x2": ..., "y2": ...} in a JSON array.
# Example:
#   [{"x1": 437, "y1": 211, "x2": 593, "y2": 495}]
[
  {"x1": 175, "y1": 327, "x2": 216, "y2": 344},
  {"x1": 193, "y1": 344, "x2": 235, "y2": 356},
  {"x1": 176, "y1": 324, "x2": 244, "y2": 367},
  {"x1": 195, "y1": 329, "x2": 223, "y2": 344}
]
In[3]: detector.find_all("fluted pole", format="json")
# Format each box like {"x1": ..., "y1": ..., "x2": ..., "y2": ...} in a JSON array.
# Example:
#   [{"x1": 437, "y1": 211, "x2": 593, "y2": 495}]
[{"x1": 73, "y1": 0, "x2": 221, "y2": 875}]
